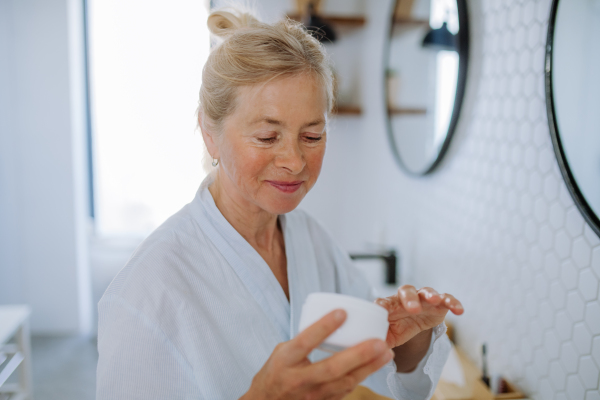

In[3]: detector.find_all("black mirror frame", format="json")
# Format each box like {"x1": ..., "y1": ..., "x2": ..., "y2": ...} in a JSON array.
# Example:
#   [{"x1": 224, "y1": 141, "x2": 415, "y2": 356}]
[
  {"x1": 384, "y1": 0, "x2": 470, "y2": 176},
  {"x1": 545, "y1": 0, "x2": 600, "y2": 237}
]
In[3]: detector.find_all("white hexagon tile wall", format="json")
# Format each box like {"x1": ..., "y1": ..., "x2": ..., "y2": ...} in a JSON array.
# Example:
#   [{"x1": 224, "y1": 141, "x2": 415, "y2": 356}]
[{"x1": 399, "y1": 0, "x2": 600, "y2": 399}]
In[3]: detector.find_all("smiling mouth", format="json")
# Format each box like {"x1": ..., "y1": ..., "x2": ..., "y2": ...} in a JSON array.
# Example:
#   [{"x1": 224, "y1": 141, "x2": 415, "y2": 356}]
[{"x1": 266, "y1": 180, "x2": 303, "y2": 193}]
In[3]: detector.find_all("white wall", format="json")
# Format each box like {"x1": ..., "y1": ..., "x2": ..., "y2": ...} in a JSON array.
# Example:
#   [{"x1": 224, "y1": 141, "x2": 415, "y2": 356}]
[
  {"x1": 0, "y1": 0, "x2": 93, "y2": 335},
  {"x1": 246, "y1": 0, "x2": 600, "y2": 399}
]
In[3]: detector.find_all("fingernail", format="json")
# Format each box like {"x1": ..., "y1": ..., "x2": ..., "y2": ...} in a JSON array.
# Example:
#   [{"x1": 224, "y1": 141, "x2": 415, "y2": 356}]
[
  {"x1": 453, "y1": 304, "x2": 463, "y2": 310},
  {"x1": 407, "y1": 301, "x2": 418, "y2": 308},
  {"x1": 373, "y1": 341, "x2": 386, "y2": 353},
  {"x1": 333, "y1": 309, "x2": 345, "y2": 321}
]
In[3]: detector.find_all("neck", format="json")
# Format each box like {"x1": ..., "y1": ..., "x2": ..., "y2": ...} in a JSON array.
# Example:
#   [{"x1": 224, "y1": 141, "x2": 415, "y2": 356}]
[{"x1": 208, "y1": 171, "x2": 280, "y2": 251}]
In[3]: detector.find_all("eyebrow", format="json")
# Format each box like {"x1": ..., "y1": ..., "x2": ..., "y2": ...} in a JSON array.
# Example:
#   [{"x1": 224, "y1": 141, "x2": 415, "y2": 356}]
[{"x1": 251, "y1": 117, "x2": 326, "y2": 129}]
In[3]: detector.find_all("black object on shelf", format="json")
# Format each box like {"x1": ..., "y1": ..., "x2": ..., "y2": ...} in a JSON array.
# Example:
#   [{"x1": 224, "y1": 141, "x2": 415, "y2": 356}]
[
  {"x1": 349, "y1": 250, "x2": 398, "y2": 285},
  {"x1": 304, "y1": 3, "x2": 337, "y2": 43},
  {"x1": 422, "y1": 21, "x2": 456, "y2": 51},
  {"x1": 481, "y1": 343, "x2": 490, "y2": 388}
]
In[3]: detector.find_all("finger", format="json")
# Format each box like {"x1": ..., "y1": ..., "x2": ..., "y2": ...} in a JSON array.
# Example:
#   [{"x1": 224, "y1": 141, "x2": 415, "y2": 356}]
[
  {"x1": 307, "y1": 339, "x2": 390, "y2": 383},
  {"x1": 309, "y1": 346, "x2": 394, "y2": 398},
  {"x1": 286, "y1": 309, "x2": 347, "y2": 363},
  {"x1": 347, "y1": 348, "x2": 395, "y2": 384},
  {"x1": 374, "y1": 296, "x2": 395, "y2": 311},
  {"x1": 418, "y1": 287, "x2": 442, "y2": 306},
  {"x1": 308, "y1": 376, "x2": 356, "y2": 400},
  {"x1": 440, "y1": 293, "x2": 464, "y2": 315},
  {"x1": 398, "y1": 285, "x2": 421, "y2": 313}
]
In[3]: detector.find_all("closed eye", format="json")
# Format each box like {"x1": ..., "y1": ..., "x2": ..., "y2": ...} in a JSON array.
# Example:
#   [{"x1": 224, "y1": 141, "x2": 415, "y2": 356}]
[{"x1": 304, "y1": 135, "x2": 323, "y2": 142}]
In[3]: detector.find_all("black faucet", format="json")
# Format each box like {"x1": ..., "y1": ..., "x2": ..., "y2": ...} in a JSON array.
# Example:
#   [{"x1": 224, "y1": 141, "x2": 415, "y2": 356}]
[{"x1": 349, "y1": 250, "x2": 398, "y2": 285}]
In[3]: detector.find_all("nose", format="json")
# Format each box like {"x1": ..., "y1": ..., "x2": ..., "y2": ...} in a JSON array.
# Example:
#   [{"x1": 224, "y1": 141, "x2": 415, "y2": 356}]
[{"x1": 275, "y1": 139, "x2": 305, "y2": 174}]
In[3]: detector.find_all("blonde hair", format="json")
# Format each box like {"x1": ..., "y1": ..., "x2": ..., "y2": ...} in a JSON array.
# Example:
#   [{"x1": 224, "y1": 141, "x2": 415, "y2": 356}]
[{"x1": 198, "y1": 7, "x2": 334, "y2": 137}]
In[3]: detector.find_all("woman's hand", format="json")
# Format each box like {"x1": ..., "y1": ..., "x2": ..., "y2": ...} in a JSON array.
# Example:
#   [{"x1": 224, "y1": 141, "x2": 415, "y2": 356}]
[
  {"x1": 376, "y1": 285, "x2": 463, "y2": 349},
  {"x1": 241, "y1": 310, "x2": 394, "y2": 400}
]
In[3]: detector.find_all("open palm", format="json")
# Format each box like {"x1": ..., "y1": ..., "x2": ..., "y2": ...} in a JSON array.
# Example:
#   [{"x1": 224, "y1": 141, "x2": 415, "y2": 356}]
[{"x1": 376, "y1": 286, "x2": 463, "y2": 348}]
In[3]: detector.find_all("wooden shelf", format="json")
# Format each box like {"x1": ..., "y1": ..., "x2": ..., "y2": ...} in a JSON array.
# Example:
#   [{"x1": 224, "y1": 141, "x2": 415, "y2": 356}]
[
  {"x1": 388, "y1": 107, "x2": 427, "y2": 115},
  {"x1": 334, "y1": 105, "x2": 362, "y2": 115},
  {"x1": 393, "y1": 17, "x2": 429, "y2": 26},
  {"x1": 287, "y1": 14, "x2": 366, "y2": 27}
]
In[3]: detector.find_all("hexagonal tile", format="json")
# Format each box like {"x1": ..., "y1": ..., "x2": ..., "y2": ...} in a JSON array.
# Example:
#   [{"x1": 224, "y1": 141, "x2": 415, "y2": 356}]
[
  {"x1": 538, "y1": 146, "x2": 554, "y2": 174},
  {"x1": 533, "y1": 346, "x2": 549, "y2": 375},
  {"x1": 545, "y1": 253, "x2": 560, "y2": 280},
  {"x1": 561, "y1": 260, "x2": 579, "y2": 291},
  {"x1": 560, "y1": 341, "x2": 579, "y2": 373},
  {"x1": 534, "y1": 198, "x2": 549, "y2": 223},
  {"x1": 540, "y1": 224, "x2": 554, "y2": 251},
  {"x1": 549, "y1": 202, "x2": 566, "y2": 229},
  {"x1": 578, "y1": 269, "x2": 599, "y2": 301},
  {"x1": 544, "y1": 175, "x2": 558, "y2": 201},
  {"x1": 559, "y1": 183, "x2": 575, "y2": 207},
  {"x1": 555, "y1": 393, "x2": 568, "y2": 400},
  {"x1": 556, "y1": 311, "x2": 573, "y2": 341},
  {"x1": 525, "y1": 291, "x2": 538, "y2": 317},
  {"x1": 523, "y1": 72, "x2": 536, "y2": 98},
  {"x1": 522, "y1": 2, "x2": 535, "y2": 24},
  {"x1": 549, "y1": 360, "x2": 567, "y2": 390},
  {"x1": 550, "y1": 280, "x2": 567, "y2": 309},
  {"x1": 555, "y1": 230, "x2": 572, "y2": 260},
  {"x1": 572, "y1": 238, "x2": 592, "y2": 269},
  {"x1": 592, "y1": 336, "x2": 600, "y2": 369},
  {"x1": 529, "y1": 245, "x2": 543, "y2": 269},
  {"x1": 544, "y1": 329, "x2": 560, "y2": 359},
  {"x1": 579, "y1": 356, "x2": 599, "y2": 389},
  {"x1": 592, "y1": 247, "x2": 600, "y2": 278},
  {"x1": 585, "y1": 302, "x2": 600, "y2": 335},
  {"x1": 527, "y1": 22, "x2": 542, "y2": 49},
  {"x1": 529, "y1": 170, "x2": 543, "y2": 195},
  {"x1": 520, "y1": 336, "x2": 534, "y2": 364},
  {"x1": 583, "y1": 224, "x2": 600, "y2": 247},
  {"x1": 534, "y1": 273, "x2": 548, "y2": 299},
  {"x1": 509, "y1": 4, "x2": 521, "y2": 28},
  {"x1": 566, "y1": 375, "x2": 585, "y2": 400},
  {"x1": 572, "y1": 322, "x2": 592, "y2": 355},
  {"x1": 566, "y1": 208, "x2": 585, "y2": 237},
  {"x1": 525, "y1": 219, "x2": 537, "y2": 243},
  {"x1": 539, "y1": 301, "x2": 555, "y2": 329},
  {"x1": 585, "y1": 392, "x2": 600, "y2": 400},
  {"x1": 567, "y1": 291, "x2": 585, "y2": 322},
  {"x1": 538, "y1": 377, "x2": 554, "y2": 400},
  {"x1": 536, "y1": 0, "x2": 551, "y2": 23}
]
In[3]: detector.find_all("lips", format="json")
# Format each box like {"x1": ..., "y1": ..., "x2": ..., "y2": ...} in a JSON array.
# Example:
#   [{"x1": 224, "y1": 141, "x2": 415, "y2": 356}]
[{"x1": 266, "y1": 180, "x2": 303, "y2": 193}]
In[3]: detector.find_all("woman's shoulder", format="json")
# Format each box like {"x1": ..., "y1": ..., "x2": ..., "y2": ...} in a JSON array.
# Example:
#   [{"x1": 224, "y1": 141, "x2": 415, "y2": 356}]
[{"x1": 100, "y1": 203, "x2": 217, "y2": 307}]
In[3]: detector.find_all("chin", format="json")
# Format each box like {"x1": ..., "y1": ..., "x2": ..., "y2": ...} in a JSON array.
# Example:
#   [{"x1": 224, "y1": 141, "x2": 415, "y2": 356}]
[{"x1": 264, "y1": 198, "x2": 304, "y2": 215}]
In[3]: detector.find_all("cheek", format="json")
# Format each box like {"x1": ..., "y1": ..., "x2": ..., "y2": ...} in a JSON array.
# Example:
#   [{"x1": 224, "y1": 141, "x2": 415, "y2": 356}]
[
  {"x1": 305, "y1": 146, "x2": 326, "y2": 180},
  {"x1": 227, "y1": 142, "x2": 272, "y2": 180}
]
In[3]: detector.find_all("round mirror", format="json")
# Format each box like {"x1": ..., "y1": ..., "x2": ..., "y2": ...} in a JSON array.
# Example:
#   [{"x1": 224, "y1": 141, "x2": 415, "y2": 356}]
[
  {"x1": 546, "y1": 0, "x2": 600, "y2": 236},
  {"x1": 385, "y1": 0, "x2": 469, "y2": 175}
]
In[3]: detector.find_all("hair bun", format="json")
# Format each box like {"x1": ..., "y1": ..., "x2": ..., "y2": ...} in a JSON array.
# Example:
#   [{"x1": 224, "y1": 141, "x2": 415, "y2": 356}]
[{"x1": 207, "y1": 9, "x2": 260, "y2": 38}]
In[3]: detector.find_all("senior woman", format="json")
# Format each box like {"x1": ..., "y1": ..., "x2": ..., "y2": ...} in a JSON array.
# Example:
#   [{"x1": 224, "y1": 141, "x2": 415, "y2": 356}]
[{"x1": 96, "y1": 8, "x2": 463, "y2": 400}]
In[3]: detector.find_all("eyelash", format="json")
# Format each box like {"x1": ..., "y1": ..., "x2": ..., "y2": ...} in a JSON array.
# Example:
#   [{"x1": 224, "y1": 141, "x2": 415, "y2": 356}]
[{"x1": 258, "y1": 135, "x2": 323, "y2": 143}]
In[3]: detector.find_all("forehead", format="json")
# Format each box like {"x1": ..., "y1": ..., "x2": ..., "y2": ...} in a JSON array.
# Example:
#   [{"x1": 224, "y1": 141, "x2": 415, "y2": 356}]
[{"x1": 231, "y1": 73, "x2": 328, "y2": 127}]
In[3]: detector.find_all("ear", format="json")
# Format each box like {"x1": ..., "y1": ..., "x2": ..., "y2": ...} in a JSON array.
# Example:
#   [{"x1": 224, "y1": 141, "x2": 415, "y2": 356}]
[{"x1": 198, "y1": 112, "x2": 220, "y2": 160}]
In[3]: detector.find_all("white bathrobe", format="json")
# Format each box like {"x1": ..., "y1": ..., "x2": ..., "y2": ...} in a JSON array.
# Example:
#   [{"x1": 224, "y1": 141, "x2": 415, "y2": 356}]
[{"x1": 96, "y1": 176, "x2": 451, "y2": 400}]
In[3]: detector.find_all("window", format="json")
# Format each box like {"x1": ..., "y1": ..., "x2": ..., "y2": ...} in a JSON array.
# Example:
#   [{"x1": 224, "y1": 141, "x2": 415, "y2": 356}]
[{"x1": 88, "y1": 0, "x2": 210, "y2": 236}]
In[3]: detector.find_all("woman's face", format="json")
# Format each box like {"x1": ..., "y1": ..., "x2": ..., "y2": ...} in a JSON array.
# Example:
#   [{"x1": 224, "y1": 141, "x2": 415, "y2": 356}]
[{"x1": 206, "y1": 73, "x2": 328, "y2": 216}]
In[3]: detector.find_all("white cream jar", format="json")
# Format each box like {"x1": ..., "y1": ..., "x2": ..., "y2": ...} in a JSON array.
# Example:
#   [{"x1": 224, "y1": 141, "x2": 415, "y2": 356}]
[{"x1": 298, "y1": 292, "x2": 389, "y2": 352}]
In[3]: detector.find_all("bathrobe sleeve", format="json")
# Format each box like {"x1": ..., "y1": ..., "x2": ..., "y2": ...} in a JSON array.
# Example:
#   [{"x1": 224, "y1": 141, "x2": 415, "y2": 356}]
[
  {"x1": 305, "y1": 214, "x2": 451, "y2": 400},
  {"x1": 96, "y1": 294, "x2": 198, "y2": 400}
]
